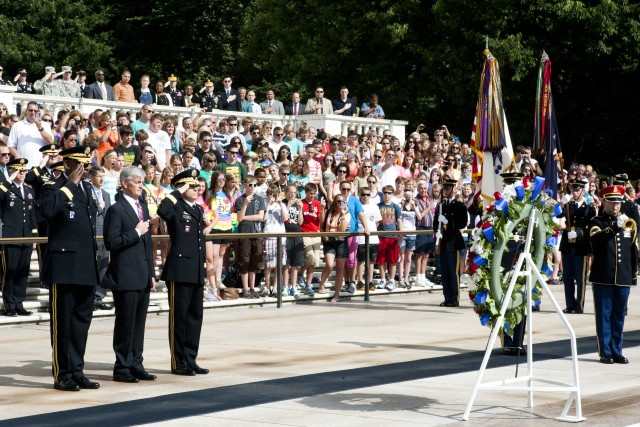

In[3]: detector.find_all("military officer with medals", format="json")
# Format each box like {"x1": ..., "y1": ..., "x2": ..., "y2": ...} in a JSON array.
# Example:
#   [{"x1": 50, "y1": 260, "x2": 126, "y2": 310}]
[
  {"x1": 14, "y1": 69, "x2": 33, "y2": 94},
  {"x1": 0, "y1": 158, "x2": 37, "y2": 316},
  {"x1": 157, "y1": 169, "x2": 209, "y2": 376},
  {"x1": 199, "y1": 80, "x2": 223, "y2": 112},
  {"x1": 558, "y1": 177, "x2": 596, "y2": 314},
  {"x1": 40, "y1": 146, "x2": 101, "y2": 391},
  {"x1": 164, "y1": 75, "x2": 186, "y2": 107},
  {"x1": 433, "y1": 176, "x2": 468, "y2": 307},
  {"x1": 589, "y1": 185, "x2": 637, "y2": 364}
]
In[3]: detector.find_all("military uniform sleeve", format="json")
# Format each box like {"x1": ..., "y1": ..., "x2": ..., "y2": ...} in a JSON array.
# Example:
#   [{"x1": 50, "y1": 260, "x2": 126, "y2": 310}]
[
  {"x1": 157, "y1": 190, "x2": 181, "y2": 222},
  {"x1": 589, "y1": 217, "x2": 618, "y2": 247},
  {"x1": 39, "y1": 180, "x2": 81, "y2": 220}
]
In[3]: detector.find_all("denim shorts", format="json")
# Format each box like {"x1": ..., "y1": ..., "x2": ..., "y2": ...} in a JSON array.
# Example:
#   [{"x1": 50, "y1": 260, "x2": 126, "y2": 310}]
[{"x1": 400, "y1": 235, "x2": 416, "y2": 251}]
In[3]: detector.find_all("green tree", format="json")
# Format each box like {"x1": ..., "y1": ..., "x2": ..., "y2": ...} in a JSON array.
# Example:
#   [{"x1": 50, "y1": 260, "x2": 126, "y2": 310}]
[{"x1": 0, "y1": 0, "x2": 114, "y2": 75}]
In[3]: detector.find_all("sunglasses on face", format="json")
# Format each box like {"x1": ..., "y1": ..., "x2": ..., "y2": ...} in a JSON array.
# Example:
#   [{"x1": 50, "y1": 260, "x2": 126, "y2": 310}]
[
  {"x1": 337, "y1": 170, "x2": 347, "y2": 174},
  {"x1": 361, "y1": 193, "x2": 370, "y2": 197},
  {"x1": 247, "y1": 183, "x2": 256, "y2": 187},
  {"x1": 367, "y1": 180, "x2": 376, "y2": 184},
  {"x1": 340, "y1": 187, "x2": 351, "y2": 191},
  {"x1": 383, "y1": 191, "x2": 393, "y2": 195}
]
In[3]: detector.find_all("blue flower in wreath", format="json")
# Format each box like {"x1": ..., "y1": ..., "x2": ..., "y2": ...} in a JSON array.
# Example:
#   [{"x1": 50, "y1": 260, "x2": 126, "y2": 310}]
[
  {"x1": 541, "y1": 264, "x2": 553, "y2": 276},
  {"x1": 480, "y1": 312, "x2": 491, "y2": 326},
  {"x1": 531, "y1": 176, "x2": 545, "y2": 201},
  {"x1": 514, "y1": 184, "x2": 525, "y2": 201},
  {"x1": 473, "y1": 255, "x2": 488, "y2": 267},
  {"x1": 504, "y1": 322, "x2": 510, "y2": 333},
  {"x1": 533, "y1": 299, "x2": 541, "y2": 308},
  {"x1": 546, "y1": 235, "x2": 558, "y2": 246},
  {"x1": 552, "y1": 203, "x2": 563, "y2": 218},
  {"x1": 495, "y1": 198, "x2": 509, "y2": 217},
  {"x1": 474, "y1": 291, "x2": 488, "y2": 304}
]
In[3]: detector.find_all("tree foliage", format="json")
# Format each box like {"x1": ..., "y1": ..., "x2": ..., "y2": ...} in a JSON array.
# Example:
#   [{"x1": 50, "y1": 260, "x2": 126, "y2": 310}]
[{"x1": 1, "y1": 0, "x2": 639, "y2": 173}]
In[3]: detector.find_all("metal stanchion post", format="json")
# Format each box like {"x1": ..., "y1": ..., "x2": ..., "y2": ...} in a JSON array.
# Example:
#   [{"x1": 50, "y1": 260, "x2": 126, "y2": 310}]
[
  {"x1": 364, "y1": 233, "x2": 370, "y2": 302},
  {"x1": 276, "y1": 237, "x2": 283, "y2": 308}
]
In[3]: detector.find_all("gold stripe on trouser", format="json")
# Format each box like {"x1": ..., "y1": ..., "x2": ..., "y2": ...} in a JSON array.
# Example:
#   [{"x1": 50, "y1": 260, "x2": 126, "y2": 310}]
[
  {"x1": 455, "y1": 251, "x2": 460, "y2": 304},
  {"x1": 1, "y1": 246, "x2": 6, "y2": 294},
  {"x1": 169, "y1": 282, "x2": 176, "y2": 370},
  {"x1": 51, "y1": 284, "x2": 59, "y2": 380},
  {"x1": 579, "y1": 256, "x2": 587, "y2": 309},
  {"x1": 592, "y1": 286, "x2": 600, "y2": 355}
]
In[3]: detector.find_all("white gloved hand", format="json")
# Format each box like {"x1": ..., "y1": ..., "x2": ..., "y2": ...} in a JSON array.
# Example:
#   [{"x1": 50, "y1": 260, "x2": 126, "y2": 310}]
[
  {"x1": 618, "y1": 214, "x2": 629, "y2": 228},
  {"x1": 435, "y1": 231, "x2": 443, "y2": 240},
  {"x1": 561, "y1": 194, "x2": 571, "y2": 204},
  {"x1": 438, "y1": 214, "x2": 448, "y2": 224},
  {"x1": 567, "y1": 231, "x2": 577, "y2": 239}
]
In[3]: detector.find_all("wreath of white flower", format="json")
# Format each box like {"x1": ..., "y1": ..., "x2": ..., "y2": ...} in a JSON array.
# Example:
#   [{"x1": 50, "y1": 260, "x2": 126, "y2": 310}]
[{"x1": 467, "y1": 177, "x2": 559, "y2": 335}]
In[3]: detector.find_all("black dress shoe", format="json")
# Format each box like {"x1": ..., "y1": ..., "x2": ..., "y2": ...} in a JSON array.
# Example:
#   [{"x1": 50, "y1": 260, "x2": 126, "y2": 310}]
[
  {"x1": 132, "y1": 370, "x2": 157, "y2": 381},
  {"x1": 74, "y1": 376, "x2": 100, "y2": 389},
  {"x1": 613, "y1": 354, "x2": 629, "y2": 364},
  {"x1": 171, "y1": 367, "x2": 196, "y2": 376},
  {"x1": 445, "y1": 301, "x2": 459, "y2": 307},
  {"x1": 439, "y1": 301, "x2": 448, "y2": 307},
  {"x1": 16, "y1": 308, "x2": 32, "y2": 316},
  {"x1": 95, "y1": 303, "x2": 111, "y2": 311},
  {"x1": 599, "y1": 356, "x2": 615, "y2": 364},
  {"x1": 54, "y1": 377, "x2": 81, "y2": 392},
  {"x1": 4, "y1": 310, "x2": 17, "y2": 317},
  {"x1": 190, "y1": 364, "x2": 209, "y2": 375},
  {"x1": 573, "y1": 308, "x2": 583, "y2": 314},
  {"x1": 562, "y1": 308, "x2": 575, "y2": 314},
  {"x1": 113, "y1": 373, "x2": 140, "y2": 383}
]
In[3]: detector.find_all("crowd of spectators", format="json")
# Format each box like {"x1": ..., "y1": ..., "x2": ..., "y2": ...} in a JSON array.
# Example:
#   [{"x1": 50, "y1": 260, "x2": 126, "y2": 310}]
[{"x1": 2, "y1": 68, "x2": 639, "y2": 303}]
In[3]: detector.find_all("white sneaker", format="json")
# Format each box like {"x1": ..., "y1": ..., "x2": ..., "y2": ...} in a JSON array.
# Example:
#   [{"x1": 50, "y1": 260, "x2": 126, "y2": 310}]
[
  {"x1": 385, "y1": 280, "x2": 395, "y2": 291},
  {"x1": 377, "y1": 279, "x2": 386, "y2": 289}
]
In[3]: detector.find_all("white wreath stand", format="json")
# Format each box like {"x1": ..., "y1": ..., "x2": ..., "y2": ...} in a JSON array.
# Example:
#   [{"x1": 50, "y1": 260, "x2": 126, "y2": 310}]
[{"x1": 462, "y1": 209, "x2": 585, "y2": 422}]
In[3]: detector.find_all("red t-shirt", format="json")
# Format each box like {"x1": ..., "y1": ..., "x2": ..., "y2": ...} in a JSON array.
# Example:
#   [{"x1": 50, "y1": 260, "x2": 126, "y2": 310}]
[{"x1": 301, "y1": 199, "x2": 321, "y2": 232}]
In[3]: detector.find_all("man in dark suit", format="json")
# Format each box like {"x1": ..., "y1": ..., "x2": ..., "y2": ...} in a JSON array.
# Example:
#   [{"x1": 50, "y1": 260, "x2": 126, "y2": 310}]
[
  {"x1": 157, "y1": 169, "x2": 208, "y2": 376},
  {"x1": 0, "y1": 158, "x2": 37, "y2": 316},
  {"x1": 284, "y1": 92, "x2": 304, "y2": 116},
  {"x1": 40, "y1": 146, "x2": 101, "y2": 392},
  {"x1": 103, "y1": 166, "x2": 157, "y2": 383},
  {"x1": 218, "y1": 76, "x2": 241, "y2": 111},
  {"x1": 88, "y1": 166, "x2": 112, "y2": 311},
  {"x1": 86, "y1": 70, "x2": 115, "y2": 101}
]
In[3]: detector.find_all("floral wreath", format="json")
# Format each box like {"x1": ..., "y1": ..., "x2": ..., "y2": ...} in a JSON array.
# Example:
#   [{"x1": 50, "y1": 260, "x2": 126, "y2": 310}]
[{"x1": 467, "y1": 176, "x2": 561, "y2": 335}]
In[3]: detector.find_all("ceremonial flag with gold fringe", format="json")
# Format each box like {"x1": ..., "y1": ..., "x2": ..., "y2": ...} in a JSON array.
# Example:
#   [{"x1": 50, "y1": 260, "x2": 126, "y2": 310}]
[
  {"x1": 533, "y1": 51, "x2": 562, "y2": 199},
  {"x1": 470, "y1": 49, "x2": 515, "y2": 207}
]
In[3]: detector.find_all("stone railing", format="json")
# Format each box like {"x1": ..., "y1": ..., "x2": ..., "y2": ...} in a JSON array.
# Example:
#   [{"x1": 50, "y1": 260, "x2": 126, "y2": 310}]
[{"x1": 0, "y1": 86, "x2": 408, "y2": 139}]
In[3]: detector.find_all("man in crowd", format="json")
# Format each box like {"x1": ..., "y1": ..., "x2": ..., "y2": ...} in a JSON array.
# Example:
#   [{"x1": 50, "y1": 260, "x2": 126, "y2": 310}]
[
  {"x1": 285, "y1": 92, "x2": 304, "y2": 116},
  {"x1": 305, "y1": 87, "x2": 333, "y2": 115},
  {"x1": 131, "y1": 104, "x2": 153, "y2": 138},
  {"x1": 146, "y1": 113, "x2": 171, "y2": 170},
  {"x1": 332, "y1": 86, "x2": 357, "y2": 116},
  {"x1": 242, "y1": 91, "x2": 262, "y2": 114},
  {"x1": 217, "y1": 143, "x2": 247, "y2": 185},
  {"x1": 260, "y1": 89, "x2": 285, "y2": 115},
  {"x1": 219, "y1": 76, "x2": 241, "y2": 111},
  {"x1": 34, "y1": 66, "x2": 62, "y2": 96},
  {"x1": 103, "y1": 166, "x2": 157, "y2": 382},
  {"x1": 376, "y1": 185, "x2": 402, "y2": 291},
  {"x1": 59, "y1": 66, "x2": 80, "y2": 98},
  {"x1": 87, "y1": 166, "x2": 112, "y2": 311},
  {"x1": 164, "y1": 75, "x2": 185, "y2": 107},
  {"x1": 199, "y1": 80, "x2": 223, "y2": 112},
  {"x1": 77, "y1": 70, "x2": 90, "y2": 98},
  {"x1": 41, "y1": 146, "x2": 100, "y2": 392},
  {"x1": 114, "y1": 70, "x2": 135, "y2": 102},
  {"x1": 87, "y1": 70, "x2": 115, "y2": 101},
  {"x1": 361, "y1": 94, "x2": 385, "y2": 118},
  {"x1": 158, "y1": 169, "x2": 208, "y2": 376},
  {"x1": 7, "y1": 101, "x2": 54, "y2": 166}
]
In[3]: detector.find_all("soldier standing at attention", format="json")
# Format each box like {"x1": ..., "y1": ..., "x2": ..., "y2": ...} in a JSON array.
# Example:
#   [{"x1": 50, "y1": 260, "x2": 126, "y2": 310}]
[
  {"x1": 589, "y1": 185, "x2": 637, "y2": 365},
  {"x1": 0, "y1": 158, "x2": 37, "y2": 316},
  {"x1": 59, "y1": 66, "x2": 80, "y2": 98},
  {"x1": 40, "y1": 146, "x2": 100, "y2": 391},
  {"x1": 433, "y1": 177, "x2": 468, "y2": 307},
  {"x1": 33, "y1": 66, "x2": 63, "y2": 96},
  {"x1": 559, "y1": 178, "x2": 596, "y2": 314},
  {"x1": 157, "y1": 169, "x2": 209, "y2": 376}
]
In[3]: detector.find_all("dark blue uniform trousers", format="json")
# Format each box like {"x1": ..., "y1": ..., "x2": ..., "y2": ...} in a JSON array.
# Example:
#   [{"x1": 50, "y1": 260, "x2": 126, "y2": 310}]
[
  {"x1": 440, "y1": 251, "x2": 460, "y2": 304},
  {"x1": 593, "y1": 284, "x2": 630, "y2": 358},
  {"x1": 561, "y1": 253, "x2": 587, "y2": 311}
]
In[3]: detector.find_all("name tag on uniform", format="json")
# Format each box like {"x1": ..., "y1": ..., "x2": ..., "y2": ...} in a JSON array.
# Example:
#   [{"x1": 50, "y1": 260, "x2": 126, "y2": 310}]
[{"x1": 69, "y1": 211, "x2": 75, "y2": 219}]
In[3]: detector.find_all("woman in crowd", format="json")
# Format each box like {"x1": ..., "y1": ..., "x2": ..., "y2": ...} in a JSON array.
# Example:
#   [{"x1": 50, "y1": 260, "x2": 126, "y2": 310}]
[
  {"x1": 328, "y1": 163, "x2": 349, "y2": 203},
  {"x1": 169, "y1": 153, "x2": 183, "y2": 174},
  {"x1": 158, "y1": 167, "x2": 175, "y2": 194},
  {"x1": 139, "y1": 143, "x2": 157, "y2": 168},
  {"x1": 242, "y1": 152, "x2": 257, "y2": 176},
  {"x1": 289, "y1": 157, "x2": 311, "y2": 199},
  {"x1": 205, "y1": 171, "x2": 234, "y2": 300},
  {"x1": 344, "y1": 147, "x2": 360, "y2": 182},
  {"x1": 391, "y1": 177, "x2": 406, "y2": 205},
  {"x1": 320, "y1": 153, "x2": 337, "y2": 199},
  {"x1": 135, "y1": 75, "x2": 154, "y2": 104},
  {"x1": 428, "y1": 168, "x2": 441, "y2": 190},
  {"x1": 60, "y1": 129, "x2": 78, "y2": 150},
  {"x1": 353, "y1": 158, "x2": 374, "y2": 195},
  {"x1": 318, "y1": 194, "x2": 350, "y2": 302},
  {"x1": 143, "y1": 164, "x2": 162, "y2": 262},
  {"x1": 276, "y1": 145, "x2": 292, "y2": 167},
  {"x1": 199, "y1": 152, "x2": 218, "y2": 188},
  {"x1": 260, "y1": 121, "x2": 273, "y2": 139},
  {"x1": 66, "y1": 110, "x2": 89, "y2": 145},
  {"x1": 100, "y1": 149, "x2": 120, "y2": 200},
  {"x1": 163, "y1": 118, "x2": 181, "y2": 155},
  {"x1": 410, "y1": 158, "x2": 424, "y2": 179},
  {"x1": 262, "y1": 185, "x2": 289, "y2": 296},
  {"x1": 398, "y1": 189, "x2": 418, "y2": 289},
  {"x1": 230, "y1": 135, "x2": 245, "y2": 157}
]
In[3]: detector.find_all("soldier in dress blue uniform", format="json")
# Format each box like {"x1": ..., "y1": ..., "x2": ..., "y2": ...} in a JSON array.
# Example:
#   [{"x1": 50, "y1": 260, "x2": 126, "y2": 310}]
[
  {"x1": 164, "y1": 75, "x2": 186, "y2": 107},
  {"x1": 40, "y1": 146, "x2": 101, "y2": 391},
  {"x1": 558, "y1": 178, "x2": 596, "y2": 314},
  {"x1": 25, "y1": 144, "x2": 61, "y2": 287},
  {"x1": 199, "y1": 80, "x2": 223, "y2": 112},
  {"x1": 157, "y1": 169, "x2": 209, "y2": 376},
  {"x1": 612, "y1": 173, "x2": 640, "y2": 226},
  {"x1": 0, "y1": 158, "x2": 37, "y2": 316},
  {"x1": 433, "y1": 177, "x2": 468, "y2": 307},
  {"x1": 589, "y1": 185, "x2": 637, "y2": 365}
]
